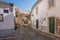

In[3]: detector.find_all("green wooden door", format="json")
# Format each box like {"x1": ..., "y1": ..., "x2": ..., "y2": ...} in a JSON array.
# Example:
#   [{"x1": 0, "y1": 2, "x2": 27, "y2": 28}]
[
  {"x1": 49, "y1": 17, "x2": 55, "y2": 34},
  {"x1": 36, "y1": 20, "x2": 38, "y2": 29}
]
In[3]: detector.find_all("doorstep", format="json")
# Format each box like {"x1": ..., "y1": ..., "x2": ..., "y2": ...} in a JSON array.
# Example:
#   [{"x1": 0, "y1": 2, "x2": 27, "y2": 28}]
[{"x1": 32, "y1": 28, "x2": 60, "y2": 39}]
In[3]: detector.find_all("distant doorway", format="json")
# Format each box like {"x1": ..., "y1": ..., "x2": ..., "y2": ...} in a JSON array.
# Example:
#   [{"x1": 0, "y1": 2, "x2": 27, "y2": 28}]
[
  {"x1": 36, "y1": 19, "x2": 38, "y2": 29},
  {"x1": 49, "y1": 17, "x2": 55, "y2": 34}
]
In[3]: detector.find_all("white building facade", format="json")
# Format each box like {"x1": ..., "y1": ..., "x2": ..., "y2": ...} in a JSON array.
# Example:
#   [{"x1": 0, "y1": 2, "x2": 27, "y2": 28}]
[
  {"x1": 31, "y1": 0, "x2": 60, "y2": 37},
  {"x1": 0, "y1": 1, "x2": 15, "y2": 36}
]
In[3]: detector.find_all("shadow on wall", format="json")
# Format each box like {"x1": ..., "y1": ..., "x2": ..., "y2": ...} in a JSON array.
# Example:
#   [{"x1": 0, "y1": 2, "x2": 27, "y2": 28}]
[{"x1": 0, "y1": 13, "x2": 15, "y2": 37}]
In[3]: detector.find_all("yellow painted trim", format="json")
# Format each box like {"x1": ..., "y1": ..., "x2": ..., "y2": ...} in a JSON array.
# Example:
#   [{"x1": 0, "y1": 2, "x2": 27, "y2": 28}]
[
  {"x1": 54, "y1": 17, "x2": 56, "y2": 34},
  {"x1": 48, "y1": 18, "x2": 50, "y2": 33}
]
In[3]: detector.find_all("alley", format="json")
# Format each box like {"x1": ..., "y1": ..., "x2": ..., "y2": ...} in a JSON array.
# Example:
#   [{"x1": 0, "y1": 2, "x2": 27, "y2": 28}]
[{"x1": 16, "y1": 26, "x2": 60, "y2": 40}]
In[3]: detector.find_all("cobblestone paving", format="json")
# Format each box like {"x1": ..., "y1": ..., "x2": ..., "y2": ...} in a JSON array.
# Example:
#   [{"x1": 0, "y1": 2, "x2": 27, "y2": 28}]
[
  {"x1": 16, "y1": 26, "x2": 60, "y2": 40},
  {"x1": 1, "y1": 26, "x2": 60, "y2": 40}
]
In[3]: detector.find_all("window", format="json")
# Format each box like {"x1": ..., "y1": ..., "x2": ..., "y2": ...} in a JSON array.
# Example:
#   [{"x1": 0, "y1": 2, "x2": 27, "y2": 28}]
[
  {"x1": 16, "y1": 15, "x2": 18, "y2": 17},
  {"x1": 49, "y1": 0, "x2": 54, "y2": 7},
  {"x1": 0, "y1": 14, "x2": 3, "y2": 22},
  {"x1": 36, "y1": 7, "x2": 38, "y2": 14},
  {"x1": 4, "y1": 9, "x2": 9, "y2": 13}
]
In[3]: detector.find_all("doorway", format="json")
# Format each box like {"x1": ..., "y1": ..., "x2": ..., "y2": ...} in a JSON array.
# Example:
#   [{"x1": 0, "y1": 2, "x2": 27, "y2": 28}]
[
  {"x1": 49, "y1": 17, "x2": 55, "y2": 34},
  {"x1": 36, "y1": 19, "x2": 38, "y2": 29}
]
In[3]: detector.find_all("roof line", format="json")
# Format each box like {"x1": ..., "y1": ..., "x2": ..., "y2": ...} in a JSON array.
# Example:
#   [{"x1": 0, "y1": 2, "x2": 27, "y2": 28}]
[
  {"x1": 0, "y1": 1, "x2": 14, "y2": 6},
  {"x1": 31, "y1": 0, "x2": 41, "y2": 13}
]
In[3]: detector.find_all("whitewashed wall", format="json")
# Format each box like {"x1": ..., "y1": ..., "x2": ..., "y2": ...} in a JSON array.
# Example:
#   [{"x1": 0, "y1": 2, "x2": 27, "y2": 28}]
[
  {"x1": 0, "y1": 2, "x2": 15, "y2": 36},
  {"x1": 31, "y1": 0, "x2": 48, "y2": 31},
  {"x1": 0, "y1": 3, "x2": 14, "y2": 29},
  {"x1": 31, "y1": 0, "x2": 60, "y2": 34},
  {"x1": 38, "y1": 0, "x2": 48, "y2": 33}
]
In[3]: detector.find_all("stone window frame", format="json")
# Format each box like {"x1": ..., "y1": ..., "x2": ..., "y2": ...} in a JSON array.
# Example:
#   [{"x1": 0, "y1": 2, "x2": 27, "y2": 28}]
[
  {"x1": 48, "y1": 0, "x2": 56, "y2": 9},
  {"x1": 36, "y1": 7, "x2": 38, "y2": 15},
  {"x1": 49, "y1": 0, "x2": 54, "y2": 7}
]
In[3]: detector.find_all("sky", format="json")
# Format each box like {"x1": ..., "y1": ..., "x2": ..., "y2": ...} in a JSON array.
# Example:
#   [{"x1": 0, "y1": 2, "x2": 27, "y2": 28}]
[{"x1": 1, "y1": 0, "x2": 37, "y2": 11}]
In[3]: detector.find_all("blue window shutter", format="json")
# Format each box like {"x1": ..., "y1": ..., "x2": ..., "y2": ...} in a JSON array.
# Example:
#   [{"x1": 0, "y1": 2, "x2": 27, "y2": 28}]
[{"x1": 4, "y1": 9, "x2": 9, "y2": 13}]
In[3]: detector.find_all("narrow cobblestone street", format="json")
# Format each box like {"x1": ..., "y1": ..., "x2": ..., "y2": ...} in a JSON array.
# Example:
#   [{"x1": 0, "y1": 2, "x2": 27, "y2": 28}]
[
  {"x1": 16, "y1": 26, "x2": 60, "y2": 40},
  {"x1": 0, "y1": 26, "x2": 60, "y2": 40}
]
